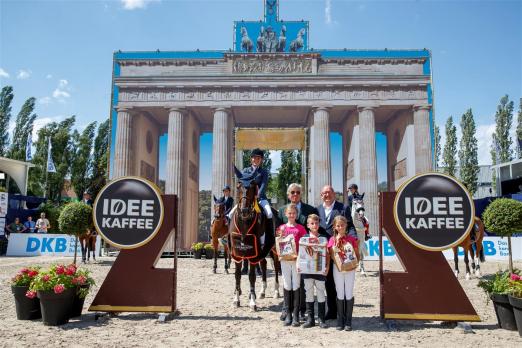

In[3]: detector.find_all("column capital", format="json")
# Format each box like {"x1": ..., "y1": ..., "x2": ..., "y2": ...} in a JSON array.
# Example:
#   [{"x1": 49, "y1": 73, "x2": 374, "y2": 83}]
[
  {"x1": 115, "y1": 106, "x2": 130, "y2": 113},
  {"x1": 213, "y1": 107, "x2": 231, "y2": 113},
  {"x1": 413, "y1": 104, "x2": 432, "y2": 112},
  {"x1": 165, "y1": 107, "x2": 186, "y2": 114},
  {"x1": 357, "y1": 104, "x2": 378, "y2": 113},
  {"x1": 312, "y1": 106, "x2": 332, "y2": 113}
]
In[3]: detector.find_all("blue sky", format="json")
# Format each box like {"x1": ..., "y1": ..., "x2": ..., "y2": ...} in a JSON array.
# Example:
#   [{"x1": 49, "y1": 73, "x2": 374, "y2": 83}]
[{"x1": 1, "y1": 0, "x2": 521, "y2": 191}]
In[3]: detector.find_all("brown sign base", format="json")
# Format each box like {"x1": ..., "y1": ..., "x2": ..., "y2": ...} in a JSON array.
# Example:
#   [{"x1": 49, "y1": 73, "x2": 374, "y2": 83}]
[
  {"x1": 379, "y1": 192, "x2": 480, "y2": 322},
  {"x1": 89, "y1": 195, "x2": 177, "y2": 313}
]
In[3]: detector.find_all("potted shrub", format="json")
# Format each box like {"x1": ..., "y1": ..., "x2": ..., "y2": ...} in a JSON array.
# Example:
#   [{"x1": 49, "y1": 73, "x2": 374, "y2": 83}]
[
  {"x1": 509, "y1": 273, "x2": 522, "y2": 336},
  {"x1": 483, "y1": 198, "x2": 522, "y2": 273},
  {"x1": 11, "y1": 267, "x2": 41, "y2": 320},
  {"x1": 204, "y1": 243, "x2": 215, "y2": 259},
  {"x1": 28, "y1": 264, "x2": 77, "y2": 326},
  {"x1": 58, "y1": 202, "x2": 93, "y2": 264},
  {"x1": 192, "y1": 242, "x2": 204, "y2": 259},
  {"x1": 478, "y1": 270, "x2": 518, "y2": 330},
  {"x1": 70, "y1": 268, "x2": 95, "y2": 318}
]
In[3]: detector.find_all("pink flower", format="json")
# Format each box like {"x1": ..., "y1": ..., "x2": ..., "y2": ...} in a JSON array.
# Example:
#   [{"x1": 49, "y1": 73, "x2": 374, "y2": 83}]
[
  {"x1": 55, "y1": 265, "x2": 65, "y2": 275},
  {"x1": 65, "y1": 265, "x2": 76, "y2": 276},
  {"x1": 25, "y1": 290, "x2": 36, "y2": 299},
  {"x1": 20, "y1": 268, "x2": 30, "y2": 274},
  {"x1": 53, "y1": 284, "x2": 65, "y2": 294},
  {"x1": 42, "y1": 275, "x2": 50, "y2": 282},
  {"x1": 511, "y1": 274, "x2": 521, "y2": 281},
  {"x1": 76, "y1": 275, "x2": 86, "y2": 285},
  {"x1": 28, "y1": 270, "x2": 38, "y2": 277}
]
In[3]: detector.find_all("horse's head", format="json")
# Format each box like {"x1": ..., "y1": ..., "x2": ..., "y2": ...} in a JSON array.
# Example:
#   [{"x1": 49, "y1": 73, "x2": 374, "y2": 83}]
[
  {"x1": 298, "y1": 28, "x2": 306, "y2": 37},
  {"x1": 234, "y1": 166, "x2": 258, "y2": 219},
  {"x1": 213, "y1": 195, "x2": 225, "y2": 219}
]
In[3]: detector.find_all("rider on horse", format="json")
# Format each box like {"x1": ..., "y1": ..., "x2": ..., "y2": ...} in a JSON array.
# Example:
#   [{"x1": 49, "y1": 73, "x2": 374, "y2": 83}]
[{"x1": 230, "y1": 148, "x2": 276, "y2": 234}]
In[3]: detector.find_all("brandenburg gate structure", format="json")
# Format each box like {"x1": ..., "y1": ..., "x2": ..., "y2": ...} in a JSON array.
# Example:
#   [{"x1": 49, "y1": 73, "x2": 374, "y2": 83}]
[{"x1": 109, "y1": 1, "x2": 434, "y2": 250}]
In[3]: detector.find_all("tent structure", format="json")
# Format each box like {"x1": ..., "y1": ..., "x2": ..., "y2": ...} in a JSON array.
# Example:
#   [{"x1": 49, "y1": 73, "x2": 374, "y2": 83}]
[{"x1": 0, "y1": 157, "x2": 34, "y2": 195}]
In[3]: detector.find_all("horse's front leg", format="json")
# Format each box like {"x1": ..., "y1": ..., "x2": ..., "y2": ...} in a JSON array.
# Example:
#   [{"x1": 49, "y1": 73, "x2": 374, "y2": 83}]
[
  {"x1": 273, "y1": 254, "x2": 280, "y2": 298},
  {"x1": 224, "y1": 246, "x2": 229, "y2": 274},
  {"x1": 464, "y1": 248, "x2": 471, "y2": 280},
  {"x1": 212, "y1": 239, "x2": 218, "y2": 274},
  {"x1": 233, "y1": 261, "x2": 241, "y2": 307},
  {"x1": 453, "y1": 247, "x2": 459, "y2": 277},
  {"x1": 475, "y1": 243, "x2": 482, "y2": 277},
  {"x1": 248, "y1": 263, "x2": 257, "y2": 311},
  {"x1": 259, "y1": 259, "x2": 267, "y2": 299}
]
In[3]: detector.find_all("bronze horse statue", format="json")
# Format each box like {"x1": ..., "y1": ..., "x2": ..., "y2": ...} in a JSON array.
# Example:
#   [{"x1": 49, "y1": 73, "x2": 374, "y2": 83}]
[
  {"x1": 452, "y1": 216, "x2": 485, "y2": 279},
  {"x1": 211, "y1": 196, "x2": 232, "y2": 274},
  {"x1": 229, "y1": 176, "x2": 280, "y2": 310}
]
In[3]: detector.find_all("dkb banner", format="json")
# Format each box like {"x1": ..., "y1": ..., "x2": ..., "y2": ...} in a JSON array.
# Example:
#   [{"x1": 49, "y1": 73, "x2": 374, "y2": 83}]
[{"x1": 6, "y1": 233, "x2": 101, "y2": 256}]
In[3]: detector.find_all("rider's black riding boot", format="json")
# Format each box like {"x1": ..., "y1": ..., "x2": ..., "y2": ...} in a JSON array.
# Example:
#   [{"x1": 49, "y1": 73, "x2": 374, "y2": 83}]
[
  {"x1": 317, "y1": 302, "x2": 328, "y2": 328},
  {"x1": 283, "y1": 289, "x2": 292, "y2": 326},
  {"x1": 345, "y1": 297, "x2": 354, "y2": 331},
  {"x1": 302, "y1": 302, "x2": 315, "y2": 328},
  {"x1": 299, "y1": 280, "x2": 306, "y2": 321},
  {"x1": 241, "y1": 260, "x2": 248, "y2": 275},
  {"x1": 291, "y1": 289, "x2": 301, "y2": 327},
  {"x1": 336, "y1": 298, "x2": 345, "y2": 331}
]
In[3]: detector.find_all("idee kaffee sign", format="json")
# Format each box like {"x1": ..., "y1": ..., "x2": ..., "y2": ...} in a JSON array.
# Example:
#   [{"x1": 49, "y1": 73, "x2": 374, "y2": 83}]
[{"x1": 380, "y1": 172, "x2": 480, "y2": 322}]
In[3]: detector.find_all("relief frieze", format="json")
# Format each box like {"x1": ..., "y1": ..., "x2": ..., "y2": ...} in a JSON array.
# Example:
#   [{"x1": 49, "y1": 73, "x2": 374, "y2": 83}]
[
  {"x1": 232, "y1": 57, "x2": 313, "y2": 74},
  {"x1": 118, "y1": 87, "x2": 428, "y2": 103}
]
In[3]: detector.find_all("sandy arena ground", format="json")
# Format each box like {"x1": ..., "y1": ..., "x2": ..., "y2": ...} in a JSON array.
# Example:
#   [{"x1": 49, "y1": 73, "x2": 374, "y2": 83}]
[{"x1": 1, "y1": 255, "x2": 522, "y2": 348}]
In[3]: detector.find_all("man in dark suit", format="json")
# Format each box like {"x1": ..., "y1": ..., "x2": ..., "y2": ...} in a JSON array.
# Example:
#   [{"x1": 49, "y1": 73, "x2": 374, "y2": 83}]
[
  {"x1": 316, "y1": 185, "x2": 354, "y2": 320},
  {"x1": 277, "y1": 183, "x2": 319, "y2": 322}
]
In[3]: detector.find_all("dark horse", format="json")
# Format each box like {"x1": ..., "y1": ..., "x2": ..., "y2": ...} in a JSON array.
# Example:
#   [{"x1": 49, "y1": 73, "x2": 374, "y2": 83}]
[
  {"x1": 230, "y1": 177, "x2": 280, "y2": 310},
  {"x1": 211, "y1": 196, "x2": 232, "y2": 274},
  {"x1": 79, "y1": 229, "x2": 97, "y2": 263},
  {"x1": 452, "y1": 216, "x2": 485, "y2": 279}
]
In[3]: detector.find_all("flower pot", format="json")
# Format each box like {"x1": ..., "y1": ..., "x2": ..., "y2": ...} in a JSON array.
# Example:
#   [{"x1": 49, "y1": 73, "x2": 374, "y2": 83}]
[
  {"x1": 490, "y1": 293, "x2": 517, "y2": 330},
  {"x1": 37, "y1": 288, "x2": 75, "y2": 326},
  {"x1": 11, "y1": 286, "x2": 41, "y2": 320},
  {"x1": 193, "y1": 250, "x2": 202, "y2": 259},
  {"x1": 70, "y1": 285, "x2": 90, "y2": 318},
  {"x1": 205, "y1": 249, "x2": 214, "y2": 259},
  {"x1": 508, "y1": 295, "x2": 522, "y2": 337}
]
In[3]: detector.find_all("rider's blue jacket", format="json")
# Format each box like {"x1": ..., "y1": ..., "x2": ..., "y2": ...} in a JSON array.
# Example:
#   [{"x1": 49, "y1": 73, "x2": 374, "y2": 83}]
[{"x1": 241, "y1": 165, "x2": 269, "y2": 200}]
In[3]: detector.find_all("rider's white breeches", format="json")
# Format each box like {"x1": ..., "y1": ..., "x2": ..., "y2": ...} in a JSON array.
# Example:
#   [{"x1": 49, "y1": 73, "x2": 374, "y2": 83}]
[
  {"x1": 259, "y1": 199, "x2": 273, "y2": 218},
  {"x1": 333, "y1": 267, "x2": 355, "y2": 300},
  {"x1": 281, "y1": 260, "x2": 300, "y2": 290}
]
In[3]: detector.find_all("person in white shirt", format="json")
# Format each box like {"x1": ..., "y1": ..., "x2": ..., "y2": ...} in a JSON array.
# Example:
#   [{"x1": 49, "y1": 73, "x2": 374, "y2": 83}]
[{"x1": 36, "y1": 212, "x2": 51, "y2": 233}]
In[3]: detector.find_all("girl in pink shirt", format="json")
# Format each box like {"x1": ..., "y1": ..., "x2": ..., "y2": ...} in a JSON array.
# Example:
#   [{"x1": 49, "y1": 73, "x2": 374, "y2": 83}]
[
  {"x1": 277, "y1": 203, "x2": 306, "y2": 327},
  {"x1": 328, "y1": 215, "x2": 358, "y2": 331}
]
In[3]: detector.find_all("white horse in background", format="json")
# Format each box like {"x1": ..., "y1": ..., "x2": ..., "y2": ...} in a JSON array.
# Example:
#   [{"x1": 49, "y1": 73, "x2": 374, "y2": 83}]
[
  {"x1": 240, "y1": 27, "x2": 253, "y2": 52},
  {"x1": 351, "y1": 194, "x2": 370, "y2": 275}
]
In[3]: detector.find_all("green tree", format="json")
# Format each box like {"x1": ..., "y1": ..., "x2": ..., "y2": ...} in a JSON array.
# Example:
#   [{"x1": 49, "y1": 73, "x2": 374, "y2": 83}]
[
  {"x1": 493, "y1": 95, "x2": 514, "y2": 163},
  {"x1": 277, "y1": 150, "x2": 302, "y2": 202},
  {"x1": 0, "y1": 86, "x2": 14, "y2": 156},
  {"x1": 483, "y1": 198, "x2": 522, "y2": 273},
  {"x1": 198, "y1": 190, "x2": 211, "y2": 241},
  {"x1": 434, "y1": 124, "x2": 441, "y2": 170},
  {"x1": 89, "y1": 119, "x2": 110, "y2": 199},
  {"x1": 71, "y1": 122, "x2": 96, "y2": 198},
  {"x1": 517, "y1": 98, "x2": 522, "y2": 158},
  {"x1": 28, "y1": 116, "x2": 76, "y2": 200},
  {"x1": 7, "y1": 97, "x2": 37, "y2": 161},
  {"x1": 58, "y1": 202, "x2": 93, "y2": 264},
  {"x1": 442, "y1": 116, "x2": 458, "y2": 176},
  {"x1": 458, "y1": 109, "x2": 479, "y2": 195}
]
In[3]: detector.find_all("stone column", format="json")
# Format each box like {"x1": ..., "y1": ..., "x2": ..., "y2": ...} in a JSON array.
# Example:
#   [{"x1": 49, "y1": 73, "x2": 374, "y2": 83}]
[
  {"x1": 413, "y1": 105, "x2": 433, "y2": 173},
  {"x1": 309, "y1": 107, "x2": 331, "y2": 206},
  {"x1": 113, "y1": 107, "x2": 132, "y2": 178},
  {"x1": 212, "y1": 108, "x2": 232, "y2": 199},
  {"x1": 165, "y1": 108, "x2": 185, "y2": 249},
  {"x1": 358, "y1": 106, "x2": 379, "y2": 235}
]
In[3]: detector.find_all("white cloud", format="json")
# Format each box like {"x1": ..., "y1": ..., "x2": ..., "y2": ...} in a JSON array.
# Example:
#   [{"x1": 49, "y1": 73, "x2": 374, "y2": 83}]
[
  {"x1": 325, "y1": 0, "x2": 332, "y2": 24},
  {"x1": 121, "y1": 0, "x2": 159, "y2": 10},
  {"x1": 52, "y1": 79, "x2": 71, "y2": 102},
  {"x1": 0, "y1": 68, "x2": 9, "y2": 78},
  {"x1": 38, "y1": 97, "x2": 52, "y2": 105},
  {"x1": 45, "y1": 74, "x2": 53, "y2": 79},
  {"x1": 17, "y1": 69, "x2": 31, "y2": 80}
]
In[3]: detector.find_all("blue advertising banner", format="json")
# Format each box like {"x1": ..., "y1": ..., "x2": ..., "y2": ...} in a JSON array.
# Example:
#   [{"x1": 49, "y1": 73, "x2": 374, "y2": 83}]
[{"x1": 6, "y1": 233, "x2": 101, "y2": 257}]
